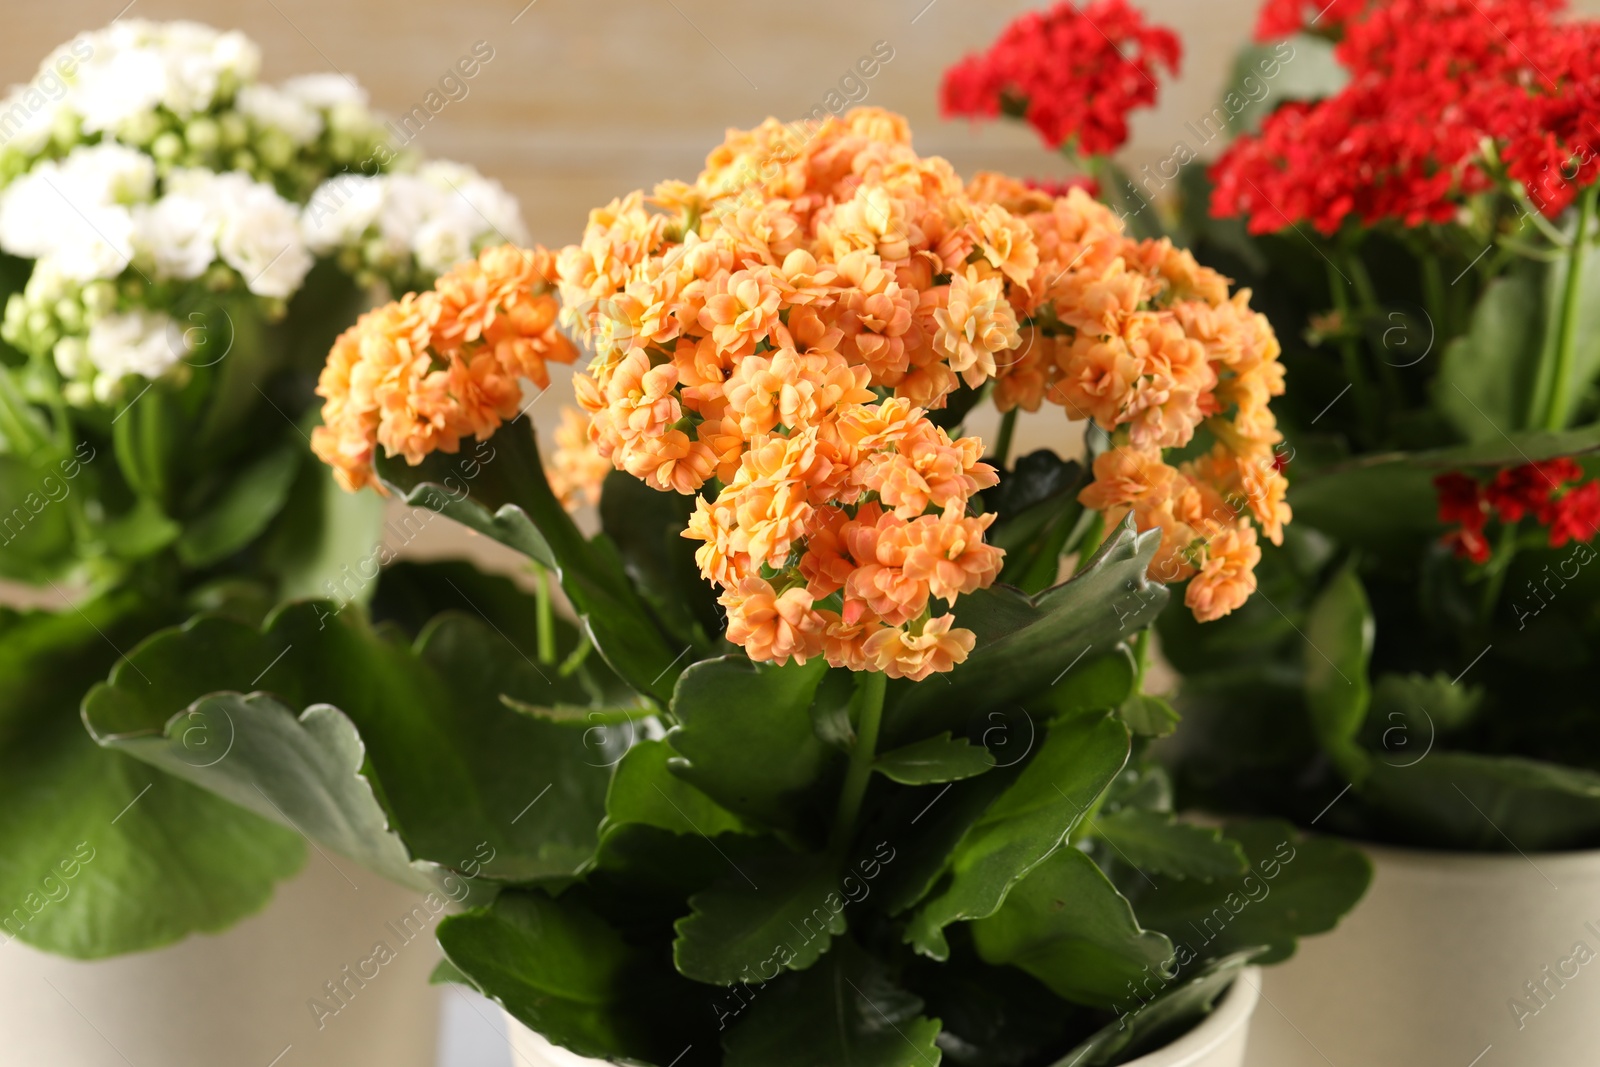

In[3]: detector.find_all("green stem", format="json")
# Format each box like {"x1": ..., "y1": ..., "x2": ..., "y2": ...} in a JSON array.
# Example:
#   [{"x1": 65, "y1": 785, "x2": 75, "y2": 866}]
[
  {"x1": 1072, "y1": 511, "x2": 1107, "y2": 576},
  {"x1": 1478, "y1": 521, "x2": 1520, "y2": 632},
  {"x1": 1539, "y1": 183, "x2": 1597, "y2": 431},
  {"x1": 1328, "y1": 260, "x2": 1379, "y2": 444},
  {"x1": 993, "y1": 408, "x2": 1018, "y2": 471},
  {"x1": 1130, "y1": 629, "x2": 1151, "y2": 688},
  {"x1": 534, "y1": 565, "x2": 557, "y2": 666},
  {"x1": 829, "y1": 669, "x2": 888, "y2": 853}
]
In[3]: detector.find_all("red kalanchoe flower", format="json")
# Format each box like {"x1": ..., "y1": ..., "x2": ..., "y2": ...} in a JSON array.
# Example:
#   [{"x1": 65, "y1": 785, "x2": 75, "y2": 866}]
[
  {"x1": 1215, "y1": 0, "x2": 1590, "y2": 233},
  {"x1": 1436, "y1": 459, "x2": 1599, "y2": 561},
  {"x1": 940, "y1": 0, "x2": 1181, "y2": 156},
  {"x1": 1547, "y1": 480, "x2": 1600, "y2": 546},
  {"x1": 1023, "y1": 174, "x2": 1101, "y2": 199}
]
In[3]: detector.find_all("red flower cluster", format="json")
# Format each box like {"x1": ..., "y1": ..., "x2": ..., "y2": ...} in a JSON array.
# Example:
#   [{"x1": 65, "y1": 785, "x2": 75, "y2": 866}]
[
  {"x1": 1214, "y1": 0, "x2": 1598, "y2": 233},
  {"x1": 1434, "y1": 458, "x2": 1600, "y2": 563},
  {"x1": 1253, "y1": 0, "x2": 1368, "y2": 39},
  {"x1": 940, "y1": 0, "x2": 1181, "y2": 157}
]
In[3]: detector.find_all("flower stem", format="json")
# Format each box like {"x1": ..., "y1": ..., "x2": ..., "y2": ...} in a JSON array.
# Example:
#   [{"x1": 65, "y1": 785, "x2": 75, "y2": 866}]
[
  {"x1": 534, "y1": 565, "x2": 557, "y2": 665},
  {"x1": 1540, "y1": 183, "x2": 1597, "y2": 431},
  {"x1": 1479, "y1": 521, "x2": 1520, "y2": 632},
  {"x1": 829, "y1": 669, "x2": 888, "y2": 853},
  {"x1": 993, "y1": 408, "x2": 1018, "y2": 470}
]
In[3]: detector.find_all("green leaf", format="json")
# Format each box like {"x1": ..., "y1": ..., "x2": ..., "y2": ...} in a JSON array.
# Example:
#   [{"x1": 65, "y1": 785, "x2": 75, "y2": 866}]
[
  {"x1": 1129, "y1": 819, "x2": 1372, "y2": 965},
  {"x1": 1365, "y1": 671, "x2": 1484, "y2": 749},
  {"x1": 1362, "y1": 751, "x2": 1600, "y2": 851},
  {"x1": 87, "y1": 690, "x2": 485, "y2": 900},
  {"x1": 1289, "y1": 422, "x2": 1600, "y2": 549},
  {"x1": 0, "y1": 452, "x2": 77, "y2": 581},
  {"x1": 885, "y1": 519, "x2": 1168, "y2": 742},
  {"x1": 176, "y1": 437, "x2": 302, "y2": 566},
  {"x1": 674, "y1": 851, "x2": 848, "y2": 985},
  {"x1": 985, "y1": 450, "x2": 1086, "y2": 595},
  {"x1": 667, "y1": 656, "x2": 837, "y2": 834},
  {"x1": 99, "y1": 495, "x2": 183, "y2": 561},
  {"x1": 905, "y1": 713, "x2": 1130, "y2": 960},
  {"x1": 875, "y1": 732, "x2": 995, "y2": 785},
  {"x1": 1303, "y1": 567, "x2": 1373, "y2": 779},
  {"x1": 1049, "y1": 647, "x2": 1137, "y2": 721},
  {"x1": 259, "y1": 449, "x2": 385, "y2": 602},
  {"x1": 1055, "y1": 951, "x2": 1259, "y2": 1066},
  {"x1": 721, "y1": 938, "x2": 943, "y2": 1067},
  {"x1": 1433, "y1": 271, "x2": 1540, "y2": 442},
  {"x1": 377, "y1": 422, "x2": 684, "y2": 703},
  {"x1": 971, "y1": 847, "x2": 1174, "y2": 1009},
  {"x1": 0, "y1": 597, "x2": 305, "y2": 958},
  {"x1": 439, "y1": 889, "x2": 701, "y2": 1065},
  {"x1": 83, "y1": 602, "x2": 615, "y2": 884},
  {"x1": 1089, "y1": 809, "x2": 1248, "y2": 881},
  {"x1": 599, "y1": 469, "x2": 720, "y2": 650},
  {"x1": 1119, "y1": 693, "x2": 1181, "y2": 738}
]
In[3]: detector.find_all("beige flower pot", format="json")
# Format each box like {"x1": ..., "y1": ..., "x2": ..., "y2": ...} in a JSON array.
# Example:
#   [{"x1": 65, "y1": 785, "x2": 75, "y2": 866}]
[
  {"x1": 1246, "y1": 843, "x2": 1600, "y2": 1067},
  {"x1": 0, "y1": 853, "x2": 441, "y2": 1066},
  {"x1": 501, "y1": 966, "x2": 1261, "y2": 1067}
]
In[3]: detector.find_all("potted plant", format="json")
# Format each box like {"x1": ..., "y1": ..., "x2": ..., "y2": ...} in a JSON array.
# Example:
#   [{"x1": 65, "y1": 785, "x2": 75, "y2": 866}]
[
  {"x1": 947, "y1": 0, "x2": 1600, "y2": 1063},
  {"x1": 86, "y1": 108, "x2": 1370, "y2": 1066},
  {"x1": 0, "y1": 19, "x2": 526, "y2": 1066}
]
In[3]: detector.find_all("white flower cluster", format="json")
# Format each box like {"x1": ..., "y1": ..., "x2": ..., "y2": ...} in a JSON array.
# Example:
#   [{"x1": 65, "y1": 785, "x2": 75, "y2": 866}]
[
  {"x1": 0, "y1": 19, "x2": 526, "y2": 408},
  {"x1": 303, "y1": 160, "x2": 528, "y2": 284}
]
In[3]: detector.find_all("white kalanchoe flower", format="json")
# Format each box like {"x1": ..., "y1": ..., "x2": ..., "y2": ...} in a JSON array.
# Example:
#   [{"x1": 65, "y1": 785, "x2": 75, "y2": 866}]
[
  {"x1": 133, "y1": 191, "x2": 218, "y2": 280},
  {"x1": 281, "y1": 73, "x2": 368, "y2": 111},
  {"x1": 301, "y1": 173, "x2": 384, "y2": 253},
  {"x1": 86, "y1": 308, "x2": 188, "y2": 380},
  {"x1": 204, "y1": 172, "x2": 313, "y2": 298},
  {"x1": 236, "y1": 84, "x2": 323, "y2": 146}
]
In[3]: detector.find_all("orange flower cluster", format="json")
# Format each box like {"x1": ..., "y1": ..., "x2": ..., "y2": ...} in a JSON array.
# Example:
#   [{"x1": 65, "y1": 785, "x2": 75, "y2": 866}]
[
  {"x1": 557, "y1": 109, "x2": 1016, "y2": 678},
  {"x1": 312, "y1": 245, "x2": 577, "y2": 492},
  {"x1": 545, "y1": 406, "x2": 611, "y2": 512},
  {"x1": 968, "y1": 174, "x2": 1289, "y2": 622}
]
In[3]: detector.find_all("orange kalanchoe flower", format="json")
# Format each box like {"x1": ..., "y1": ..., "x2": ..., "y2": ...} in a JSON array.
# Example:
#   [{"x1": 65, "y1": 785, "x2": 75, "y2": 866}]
[
  {"x1": 558, "y1": 109, "x2": 1015, "y2": 677},
  {"x1": 971, "y1": 172, "x2": 1289, "y2": 621},
  {"x1": 312, "y1": 245, "x2": 577, "y2": 492}
]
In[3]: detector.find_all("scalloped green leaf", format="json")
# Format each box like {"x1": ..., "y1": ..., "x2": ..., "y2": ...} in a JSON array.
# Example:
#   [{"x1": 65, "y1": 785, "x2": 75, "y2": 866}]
[
  {"x1": 971, "y1": 847, "x2": 1175, "y2": 1009},
  {"x1": 1089, "y1": 810, "x2": 1248, "y2": 881},
  {"x1": 884, "y1": 518, "x2": 1168, "y2": 742},
  {"x1": 375, "y1": 420, "x2": 683, "y2": 703},
  {"x1": 905, "y1": 713, "x2": 1130, "y2": 960},
  {"x1": 875, "y1": 732, "x2": 995, "y2": 785}
]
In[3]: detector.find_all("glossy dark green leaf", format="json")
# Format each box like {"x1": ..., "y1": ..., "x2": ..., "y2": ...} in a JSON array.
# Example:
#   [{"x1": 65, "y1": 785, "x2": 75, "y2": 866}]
[
  {"x1": 985, "y1": 450, "x2": 1086, "y2": 595},
  {"x1": 971, "y1": 847, "x2": 1174, "y2": 1009},
  {"x1": 885, "y1": 519, "x2": 1168, "y2": 742},
  {"x1": 377, "y1": 421, "x2": 683, "y2": 702},
  {"x1": 875, "y1": 732, "x2": 995, "y2": 785},
  {"x1": 1129, "y1": 820, "x2": 1372, "y2": 966},
  {"x1": 1303, "y1": 568, "x2": 1373, "y2": 779},
  {"x1": 667, "y1": 656, "x2": 836, "y2": 834},
  {"x1": 1432, "y1": 271, "x2": 1540, "y2": 443},
  {"x1": 1119, "y1": 694, "x2": 1181, "y2": 738},
  {"x1": 0, "y1": 595, "x2": 304, "y2": 958},
  {"x1": 599, "y1": 469, "x2": 720, "y2": 651},
  {"x1": 439, "y1": 889, "x2": 699, "y2": 1065},
  {"x1": 675, "y1": 851, "x2": 847, "y2": 985},
  {"x1": 259, "y1": 449, "x2": 385, "y2": 601},
  {"x1": 1362, "y1": 751, "x2": 1600, "y2": 851},
  {"x1": 176, "y1": 437, "x2": 302, "y2": 566},
  {"x1": 0, "y1": 452, "x2": 76, "y2": 581},
  {"x1": 721, "y1": 939, "x2": 942, "y2": 1067},
  {"x1": 1054, "y1": 951, "x2": 1259, "y2": 1066},
  {"x1": 83, "y1": 601, "x2": 615, "y2": 883},
  {"x1": 1049, "y1": 647, "x2": 1137, "y2": 721},
  {"x1": 905, "y1": 713, "x2": 1130, "y2": 959},
  {"x1": 1089, "y1": 810, "x2": 1248, "y2": 881}
]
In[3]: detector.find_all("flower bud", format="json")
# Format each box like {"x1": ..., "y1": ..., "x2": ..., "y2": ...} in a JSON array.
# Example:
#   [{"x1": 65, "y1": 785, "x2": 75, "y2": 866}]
[{"x1": 53, "y1": 336, "x2": 88, "y2": 378}]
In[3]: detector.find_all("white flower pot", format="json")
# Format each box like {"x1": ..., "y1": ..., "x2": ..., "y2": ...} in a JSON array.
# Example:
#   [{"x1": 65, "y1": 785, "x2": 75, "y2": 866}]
[
  {"x1": 501, "y1": 966, "x2": 1261, "y2": 1067},
  {"x1": 1245, "y1": 842, "x2": 1600, "y2": 1067},
  {"x1": 0, "y1": 853, "x2": 441, "y2": 1066}
]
